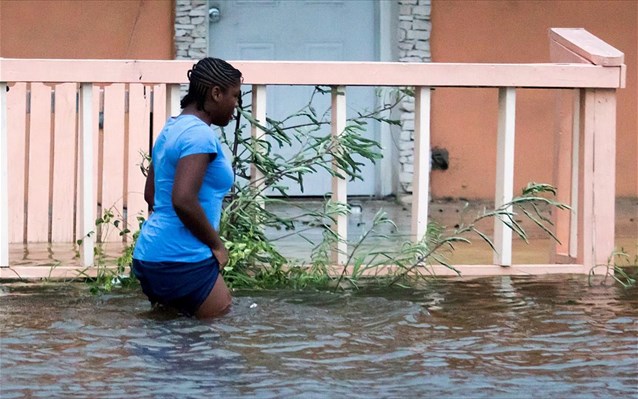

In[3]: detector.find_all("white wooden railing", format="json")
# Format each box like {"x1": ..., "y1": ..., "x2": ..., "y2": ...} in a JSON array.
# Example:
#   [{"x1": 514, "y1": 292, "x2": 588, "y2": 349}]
[{"x1": 0, "y1": 28, "x2": 626, "y2": 274}]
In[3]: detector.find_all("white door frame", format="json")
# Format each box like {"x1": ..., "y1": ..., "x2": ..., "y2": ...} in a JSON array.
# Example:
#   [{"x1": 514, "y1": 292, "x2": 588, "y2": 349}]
[{"x1": 377, "y1": 0, "x2": 398, "y2": 198}]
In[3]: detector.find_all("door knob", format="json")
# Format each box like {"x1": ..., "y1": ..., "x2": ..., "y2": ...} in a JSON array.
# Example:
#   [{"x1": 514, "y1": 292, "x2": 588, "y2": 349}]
[{"x1": 209, "y1": 7, "x2": 221, "y2": 23}]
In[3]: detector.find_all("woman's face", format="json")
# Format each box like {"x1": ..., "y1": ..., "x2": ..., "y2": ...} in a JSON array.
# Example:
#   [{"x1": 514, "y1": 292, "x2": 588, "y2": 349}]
[{"x1": 209, "y1": 83, "x2": 241, "y2": 127}]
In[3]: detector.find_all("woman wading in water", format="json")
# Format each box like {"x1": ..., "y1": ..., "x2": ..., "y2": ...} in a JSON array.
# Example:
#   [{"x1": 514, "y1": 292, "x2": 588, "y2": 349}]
[{"x1": 132, "y1": 58, "x2": 241, "y2": 319}]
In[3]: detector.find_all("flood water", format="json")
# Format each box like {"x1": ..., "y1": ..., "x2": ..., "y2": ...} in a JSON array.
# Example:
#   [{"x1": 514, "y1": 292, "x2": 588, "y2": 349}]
[{"x1": 1, "y1": 275, "x2": 637, "y2": 399}]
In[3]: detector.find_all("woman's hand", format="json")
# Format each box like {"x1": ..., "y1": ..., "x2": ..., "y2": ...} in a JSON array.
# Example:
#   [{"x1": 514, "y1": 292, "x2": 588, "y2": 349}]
[{"x1": 212, "y1": 245, "x2": 229, "y2": 267}]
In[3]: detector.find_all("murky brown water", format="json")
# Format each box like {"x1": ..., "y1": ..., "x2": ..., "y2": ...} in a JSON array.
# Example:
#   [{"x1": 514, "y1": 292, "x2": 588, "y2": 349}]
[{"x1": 1, "y1": 275, "x2": 636, "y2": 398}]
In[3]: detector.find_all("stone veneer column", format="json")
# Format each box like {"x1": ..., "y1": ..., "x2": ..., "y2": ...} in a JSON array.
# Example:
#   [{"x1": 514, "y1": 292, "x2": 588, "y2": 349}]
[
  {"x1": 174, "y1": 0, "x2": 209, "y2": 94},
  {"x1": 175, "y1": 0, "x2": 209, "y2": 60},
  {"x1": 397, "y1": 0, "x2": 431, "y2": 194}
]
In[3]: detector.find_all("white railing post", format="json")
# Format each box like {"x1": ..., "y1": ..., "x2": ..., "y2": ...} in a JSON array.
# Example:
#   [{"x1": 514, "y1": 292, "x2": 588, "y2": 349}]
[
  {"x1": 411, "y1": 86, "x2": 431, "y2": 242},
  {"x1": 578, "y1": 88, "x2": 617, "y2": 268},
  {"x1": 167, "y1": 83, "x2": 181, "y2": 118},
  {"x1": 0, "y1": 82, "x2": 8, "y2": 267},
  {"x1": 493, "y1": 87, "x2": 516, "y2": 267},
  {"x1": 250, "y1": 85, "x2": 267, "y2": 194},
  {"x1": 331, "y1": 86, "x2": 347, "y2": 266},
  {"x1": 569, "y1": 89, "x2": 580, "y2": 259},
  {"x1": 126, "y1": 84, "x2": 151, "y2": 235},
  {"x1": 80, "y1": 83, "x2": 95, "y2": 267}
]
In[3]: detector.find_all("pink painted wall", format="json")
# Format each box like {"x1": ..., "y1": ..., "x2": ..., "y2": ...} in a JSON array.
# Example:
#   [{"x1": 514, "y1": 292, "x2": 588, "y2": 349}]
[
  {"x1": 430, "y1": 0, "x2": 637, "y2": 199},
  {"x1": 0, "y1": 0, "x2": 174, "y2": 59}
]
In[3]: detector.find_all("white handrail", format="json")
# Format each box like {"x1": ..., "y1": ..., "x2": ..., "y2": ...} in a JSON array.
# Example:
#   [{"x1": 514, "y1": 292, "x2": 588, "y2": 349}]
[{"x1": 0, "y1": 59, "x2": 624, "y2": 88}]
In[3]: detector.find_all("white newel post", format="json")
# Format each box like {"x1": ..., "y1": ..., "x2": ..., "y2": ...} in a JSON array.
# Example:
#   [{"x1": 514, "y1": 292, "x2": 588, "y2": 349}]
[{"x1": 0, "y1": 82, "x2": 8, "y2": 267}]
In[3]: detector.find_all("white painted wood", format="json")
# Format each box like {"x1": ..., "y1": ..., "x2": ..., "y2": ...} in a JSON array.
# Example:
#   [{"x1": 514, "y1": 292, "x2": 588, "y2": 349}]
[
  {"x1": 101, "y1": 84, "x2": 126, "y2": 242},
  {"x1": 80, "y1": 83, "x2": 95, "y2": 267},
  {"x1": 378, "y1": 0, "x2": 395, "y2": 63},
  {"x1": 6, "y1": 83, "x2": 26, "y2": 244},
  {"x1": 590, "y1": 89, "x2": 616, "y2": 266},
  {"x1": 493, "y1": 87, "x2": 516, "y2": 267},
  {"x1": 1, "y1": 59, "x2": 624, "y2": 89},
  {"x1": 569, "y1": 89, "x2": 580, "y2": 258},
  {"x1": 578, "y1": 89, "x2": 596, "y2": 268},
  {"x1": 0, "y1": 83, "x2": 8, "y2": 267},
  {"x1": 151, "y1": 84, "x2": 167, "y2": 143},
  {"x1": 1, "y1": 262, "x2": 595, "y2": 280},
  {"x1": 411, "y1": 87, "x2": 431, "y2": 242},
  {"x1": 250, "y1": 85, "x2": 267, "y2": 194},
  {"x1": 331, "y1": 86, "x2": 347, "y2": 266},
  {"x1": 167, "y1": 84, "x2": 181, "y2": 118},
  {"x1": 26, "y1": 83, "x2": 52, "y2": 242},
  {"x1": 575, "y1": 89, "x2": 616, "y2": 268},
  {"x1": 549, "y1": 28, "x2": 624, "y2": 66},
  {"x1": 126, "y1": 84, "x2": 151, "y2": 235},
  {"x1": 51, "y1": 83, "x2": 78, "y2": 242},
  {"x1": 378, "y1": 0, "x2": 398, "y2": 205}
]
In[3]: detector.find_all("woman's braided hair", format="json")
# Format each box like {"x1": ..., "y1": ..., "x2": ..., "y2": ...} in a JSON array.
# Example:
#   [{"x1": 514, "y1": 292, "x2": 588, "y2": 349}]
[{"x1": 181, "y1": 57, "x2": 242, "y2": 110}]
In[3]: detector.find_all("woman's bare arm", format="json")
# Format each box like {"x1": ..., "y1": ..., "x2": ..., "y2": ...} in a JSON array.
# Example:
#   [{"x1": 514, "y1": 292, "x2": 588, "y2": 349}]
[{"x1": 172, "y1": 153, "x2": 228, "y2": 266}]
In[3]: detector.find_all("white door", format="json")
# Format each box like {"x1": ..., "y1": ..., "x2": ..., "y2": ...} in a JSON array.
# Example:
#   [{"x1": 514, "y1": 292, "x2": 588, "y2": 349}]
[{"x1": 209, "y1": 0, "x2": 380, "y2": 197}]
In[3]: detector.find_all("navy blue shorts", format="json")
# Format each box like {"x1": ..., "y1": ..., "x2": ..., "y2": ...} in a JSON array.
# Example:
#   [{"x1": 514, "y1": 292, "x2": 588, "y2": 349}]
[{"x1": 131, "y1": 257, "x2": 220, "y2": 317}]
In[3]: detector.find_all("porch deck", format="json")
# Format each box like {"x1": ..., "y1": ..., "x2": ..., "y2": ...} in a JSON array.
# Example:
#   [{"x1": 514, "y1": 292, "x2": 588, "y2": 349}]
[{"x1": 2, "y1": 197, "x2": 634, "y2": 281}]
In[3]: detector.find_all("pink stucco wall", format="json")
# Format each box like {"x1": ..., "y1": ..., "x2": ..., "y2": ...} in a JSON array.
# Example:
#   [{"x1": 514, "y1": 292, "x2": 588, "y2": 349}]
[
  {"x1": 0, "y1": 0, "x2": 174, "y2": 59},
  {"x1": 430, "y1": 0, "x2": 636, "y2": 199}
]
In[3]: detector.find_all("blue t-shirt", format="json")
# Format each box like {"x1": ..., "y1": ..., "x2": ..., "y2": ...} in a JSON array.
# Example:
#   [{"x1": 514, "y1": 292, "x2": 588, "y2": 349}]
[{"x1": 133, "y1": 114, "x2": 234, "y2": 263}]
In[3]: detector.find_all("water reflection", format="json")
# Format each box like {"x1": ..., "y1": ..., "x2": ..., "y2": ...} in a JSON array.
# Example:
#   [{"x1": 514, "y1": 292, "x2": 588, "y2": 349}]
[{"x1": 1, "y1": 276, "x2": 637, "y2": 398}]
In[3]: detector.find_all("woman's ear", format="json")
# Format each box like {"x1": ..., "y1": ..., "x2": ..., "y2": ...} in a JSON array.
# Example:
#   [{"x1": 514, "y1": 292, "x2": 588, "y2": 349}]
[{"x1": 210, "y1": 85, "x2": 222, "y2": 102}]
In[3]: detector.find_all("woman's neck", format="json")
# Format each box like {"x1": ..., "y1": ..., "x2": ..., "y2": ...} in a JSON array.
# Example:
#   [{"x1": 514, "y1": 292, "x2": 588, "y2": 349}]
[{"x1": 180, "y1": 103, "x2": 213, "y2": 125}]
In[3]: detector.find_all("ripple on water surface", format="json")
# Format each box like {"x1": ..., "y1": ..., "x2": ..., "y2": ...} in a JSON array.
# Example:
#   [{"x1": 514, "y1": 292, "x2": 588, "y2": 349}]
[{"x1": 1, "y1": 276, "x2": 637, "y2": 399}]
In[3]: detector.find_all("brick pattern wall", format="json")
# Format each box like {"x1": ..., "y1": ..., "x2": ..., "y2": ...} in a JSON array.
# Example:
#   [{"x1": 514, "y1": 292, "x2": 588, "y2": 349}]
[
  {"x1": 174, "y1": 0, "x2": 209, "y2": 96},
  {"x1": 175, "y1": 0, "x2": 209, "y2": 61},
  {"x1": 397, "y1": 0, "x2": 431, "y2": 193}
]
